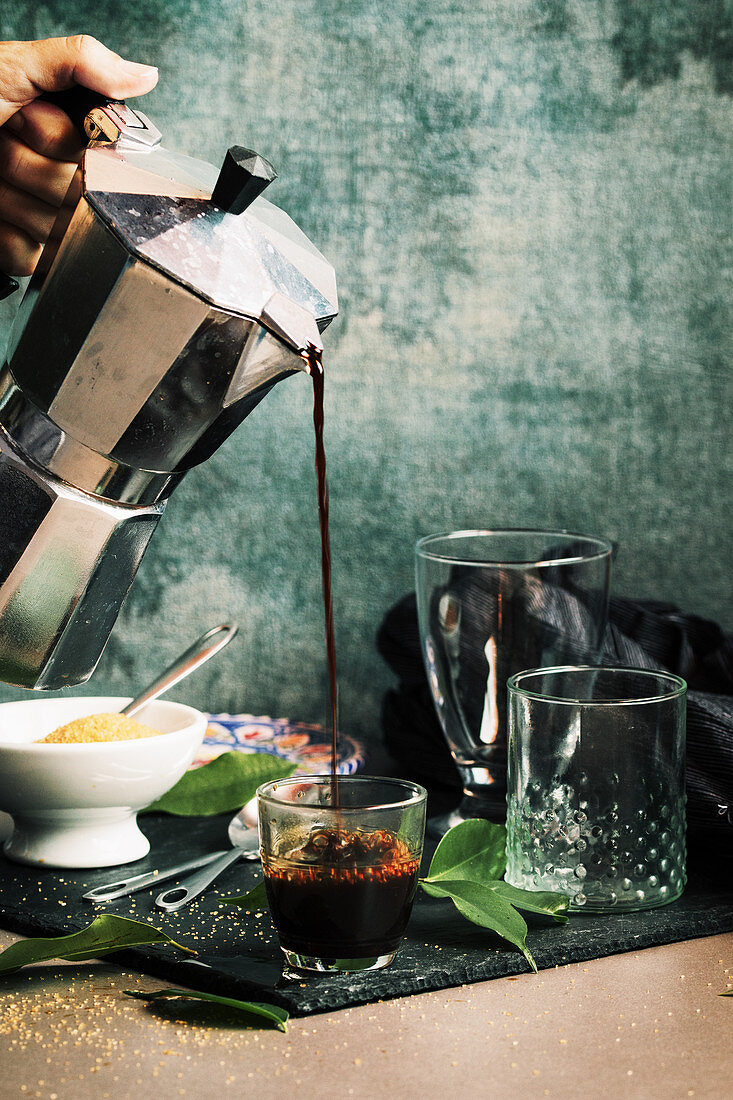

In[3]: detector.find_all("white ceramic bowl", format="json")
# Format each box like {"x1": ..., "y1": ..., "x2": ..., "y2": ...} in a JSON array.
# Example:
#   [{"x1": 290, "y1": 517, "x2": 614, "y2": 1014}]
[{"x1": 0, "y1": 696, "x2": 207, "y2": 869}]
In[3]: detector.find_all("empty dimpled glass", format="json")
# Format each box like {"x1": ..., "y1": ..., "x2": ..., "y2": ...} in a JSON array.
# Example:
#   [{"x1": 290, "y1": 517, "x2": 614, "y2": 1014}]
[{"x1": 505, "y1": 666, "x2": 686, "y2": 912}]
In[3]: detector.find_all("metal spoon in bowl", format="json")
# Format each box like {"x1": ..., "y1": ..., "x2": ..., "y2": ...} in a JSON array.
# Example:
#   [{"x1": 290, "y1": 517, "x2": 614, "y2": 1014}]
[
  {"x1": 121, "y1": 622, "x2": 238, "y2": 718},
  {"x1": 82, "y1": 622, "x2": 257, "y2": 908}
]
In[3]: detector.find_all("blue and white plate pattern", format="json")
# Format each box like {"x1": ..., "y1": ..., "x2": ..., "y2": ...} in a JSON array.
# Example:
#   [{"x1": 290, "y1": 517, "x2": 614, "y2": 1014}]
[{"x1": 193, "y1": 713, "x2": 365, "y2": 776}]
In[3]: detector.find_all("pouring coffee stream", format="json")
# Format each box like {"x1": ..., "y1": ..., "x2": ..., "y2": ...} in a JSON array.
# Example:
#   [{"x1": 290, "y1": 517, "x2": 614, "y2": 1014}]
[{"x1": 302, "y1": 343, "x2": 340, "y2": 802}]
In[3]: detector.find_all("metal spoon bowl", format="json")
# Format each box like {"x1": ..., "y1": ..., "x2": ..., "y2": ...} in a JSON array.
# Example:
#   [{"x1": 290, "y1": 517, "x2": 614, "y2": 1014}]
[{"x1": 154, "y1": 804, "x2": 260, "y2": 912}]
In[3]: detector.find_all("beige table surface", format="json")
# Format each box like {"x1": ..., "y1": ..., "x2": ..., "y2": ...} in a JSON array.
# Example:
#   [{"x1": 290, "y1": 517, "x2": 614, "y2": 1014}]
[{"x1": 0, "y1": 927, "x2": 731, "y2": 1100}]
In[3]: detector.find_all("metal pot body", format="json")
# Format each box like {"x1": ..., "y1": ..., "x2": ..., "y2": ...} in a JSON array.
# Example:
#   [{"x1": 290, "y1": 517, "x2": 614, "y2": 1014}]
[
  {"x1": 0, "y1": 428, "x2": 163, "y2": 688},
  {"x1": 4, "y1": 197, "x2": 301, "y2": 506},
  {"x1": 0, "y1": 110, "x2": 336, "y2": 689}
]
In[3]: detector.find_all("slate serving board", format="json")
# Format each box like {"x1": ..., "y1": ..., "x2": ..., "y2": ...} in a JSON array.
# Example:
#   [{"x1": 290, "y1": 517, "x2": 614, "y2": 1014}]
[{"x1": 1, "y1": 814, "x2": 732, "y2": 1016}]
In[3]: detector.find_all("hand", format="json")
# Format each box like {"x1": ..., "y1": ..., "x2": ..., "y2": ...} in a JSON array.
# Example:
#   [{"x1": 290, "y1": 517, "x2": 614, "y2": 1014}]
[{"x1": 0, "y1": 35, "x2": 158, "y2": 278}]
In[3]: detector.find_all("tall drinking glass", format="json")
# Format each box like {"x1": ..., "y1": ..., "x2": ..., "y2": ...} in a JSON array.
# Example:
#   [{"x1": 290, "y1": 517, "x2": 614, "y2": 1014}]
[{"x1": 415, "y1": 529, "x2": 613, "y2": 834}]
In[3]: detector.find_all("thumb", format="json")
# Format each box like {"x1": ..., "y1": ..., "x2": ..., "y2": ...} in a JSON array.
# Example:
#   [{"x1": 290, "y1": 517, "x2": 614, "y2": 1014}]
[{"x1": 0, "y1": 35, "x2": 158, "y2": 124}]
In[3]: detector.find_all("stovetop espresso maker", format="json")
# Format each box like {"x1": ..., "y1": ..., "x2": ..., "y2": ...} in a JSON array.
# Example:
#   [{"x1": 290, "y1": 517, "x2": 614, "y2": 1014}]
[{"x1": 0, "y1": 91, "x2": 337, "y2": 689}]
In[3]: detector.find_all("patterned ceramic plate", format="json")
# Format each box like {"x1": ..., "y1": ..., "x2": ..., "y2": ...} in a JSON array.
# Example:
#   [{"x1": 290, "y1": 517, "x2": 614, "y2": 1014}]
[{"x1": 192, "y1": 713, "x2": 366, "y2": 775}]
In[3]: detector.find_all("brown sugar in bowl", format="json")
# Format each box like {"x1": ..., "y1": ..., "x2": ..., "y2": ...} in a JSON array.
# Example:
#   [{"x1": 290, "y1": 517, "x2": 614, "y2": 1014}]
[
  {"x1": 0, "y1": 697, "x2": 207, "y2": 868},
  {"x1": 37, "y1": 712, "x2": 163, "y2": 744}
]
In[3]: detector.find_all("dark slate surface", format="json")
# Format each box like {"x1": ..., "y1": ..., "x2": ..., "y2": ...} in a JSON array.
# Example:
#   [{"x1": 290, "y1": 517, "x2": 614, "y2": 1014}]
[{"x1": 1, "y1": 814, "x2": 732, "y2": 1017}]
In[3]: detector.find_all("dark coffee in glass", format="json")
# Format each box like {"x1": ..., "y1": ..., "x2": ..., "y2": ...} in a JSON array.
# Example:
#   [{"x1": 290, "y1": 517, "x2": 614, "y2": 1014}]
[{"x1": 258, "y1": 777, "x2": 427, "y2": 972}]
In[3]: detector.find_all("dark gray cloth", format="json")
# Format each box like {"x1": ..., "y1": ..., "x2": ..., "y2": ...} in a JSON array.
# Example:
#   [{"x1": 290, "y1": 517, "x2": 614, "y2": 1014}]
[{"x1": 377, "y1": 594, "x2": 733, "y2": 843}]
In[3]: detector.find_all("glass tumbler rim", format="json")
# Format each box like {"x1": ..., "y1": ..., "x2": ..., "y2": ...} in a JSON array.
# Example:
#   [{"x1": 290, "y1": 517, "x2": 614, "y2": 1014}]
[
  {"x1": 507, "y1": 665, "x2": 687, "y2": 706},
  {"x1": 257, "y1": 774, "x2": 427, "y2": 813},
  {"x1": 415, "y1": 528, "x2": 613, "y2": 568}
]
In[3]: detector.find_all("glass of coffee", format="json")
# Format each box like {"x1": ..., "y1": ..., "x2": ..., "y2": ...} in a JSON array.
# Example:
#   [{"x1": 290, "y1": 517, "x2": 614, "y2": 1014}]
[{"x1": 258, "y1": 776, "x2": 427, "y2": 973}]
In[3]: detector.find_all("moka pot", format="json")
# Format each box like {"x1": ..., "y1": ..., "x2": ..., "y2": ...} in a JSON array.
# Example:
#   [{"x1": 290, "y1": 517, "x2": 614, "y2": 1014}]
[{"x1": 0, "y1": 91, "x2": 337, "y2": 688}]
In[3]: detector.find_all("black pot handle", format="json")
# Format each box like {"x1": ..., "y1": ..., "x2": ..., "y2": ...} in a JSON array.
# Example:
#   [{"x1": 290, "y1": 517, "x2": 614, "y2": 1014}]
[
  {"x1": 0, "y1": 274, "x2": 19, "y2": 302},
  {"x1": 38, "y1": 86, "x2": 122, "y2": 138}
]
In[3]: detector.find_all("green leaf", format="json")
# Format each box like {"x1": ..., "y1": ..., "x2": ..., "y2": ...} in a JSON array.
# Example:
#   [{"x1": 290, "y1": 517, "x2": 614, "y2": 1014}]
[
  {"x1": 421, "y1": 877, "x2": 537, "y2": 971},
  {"x1": 424, "y1": 819, "x2": 507, "y2": 884},
  {"x1": 0, "y1": 915, "x2": 194, "y2": 976},
  {"x1": 142, "y1": 751, "x2": 296, "y2": 816},
  {"x1": 720, "y1": 989, "x2": 733, "y2": 997},
  {"x1": 419, "y1": 822, "x2": 572, "y2": 968},
  {"x1": 124, "y1": 988, "x2": 288, "y2": 1031},
  {"x1": 488, "y1": 881, "x2": 570, "y2": 923},
  {"x1": 220, "y1": 881, "x2": 269, "y2": 909}
]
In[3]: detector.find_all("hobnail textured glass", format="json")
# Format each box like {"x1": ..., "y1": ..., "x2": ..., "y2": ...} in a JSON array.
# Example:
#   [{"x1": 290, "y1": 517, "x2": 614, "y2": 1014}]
[{"x1": 505, "y1": 667, "x2": 686, "y2": 912}]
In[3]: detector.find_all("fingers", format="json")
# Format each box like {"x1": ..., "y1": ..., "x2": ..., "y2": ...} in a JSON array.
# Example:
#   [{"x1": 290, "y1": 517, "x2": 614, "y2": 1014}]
[
  {"x1": 57, "y1": 34, "x2": 159, "y2": 98},
  {"x1": 0, "y1": 33, "x2": 158, "y2": 277},
  {"x1": 0, "y1": 144, "x2": 70, "y2": 277},
  {"x1": 0, "y1": 127, "x2": 76, "y2": 205},
  {"x1": 0, "y1": 178, "x2": 58, "y2": 241},
  {"x1": 0, "y1": 101, "x2": 79, "y2": 277},
  {"x1": 0, "y1": 219, "x2": 42, "y2": 277},
  {"x1": 1, "y1": 35, "x2": 158, "y2": 106},
  {"x1": 4, "y1": 100, "x2": 82, "y2": 162},
  {"x1": 0, "y1": 99, "x2": 81, "y2": 277}
]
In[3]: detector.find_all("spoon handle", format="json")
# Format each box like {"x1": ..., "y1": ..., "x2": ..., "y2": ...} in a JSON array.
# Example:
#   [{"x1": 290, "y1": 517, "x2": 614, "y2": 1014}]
[
  {"x1": 122, "y1": 623, "x2": 238, "y2": 718},
  {"x1": 154, "y1": 848, "x2": 243, "y2": 912},
  {"x1": 81, "y1": 850, "x2": 229, "y2": 902}
]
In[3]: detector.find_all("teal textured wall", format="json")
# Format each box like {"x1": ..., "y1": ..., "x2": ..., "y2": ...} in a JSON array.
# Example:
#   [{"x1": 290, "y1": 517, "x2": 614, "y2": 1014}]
[{"x1": 0, "y1": 1, "x2": 730, "y2": 749}]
